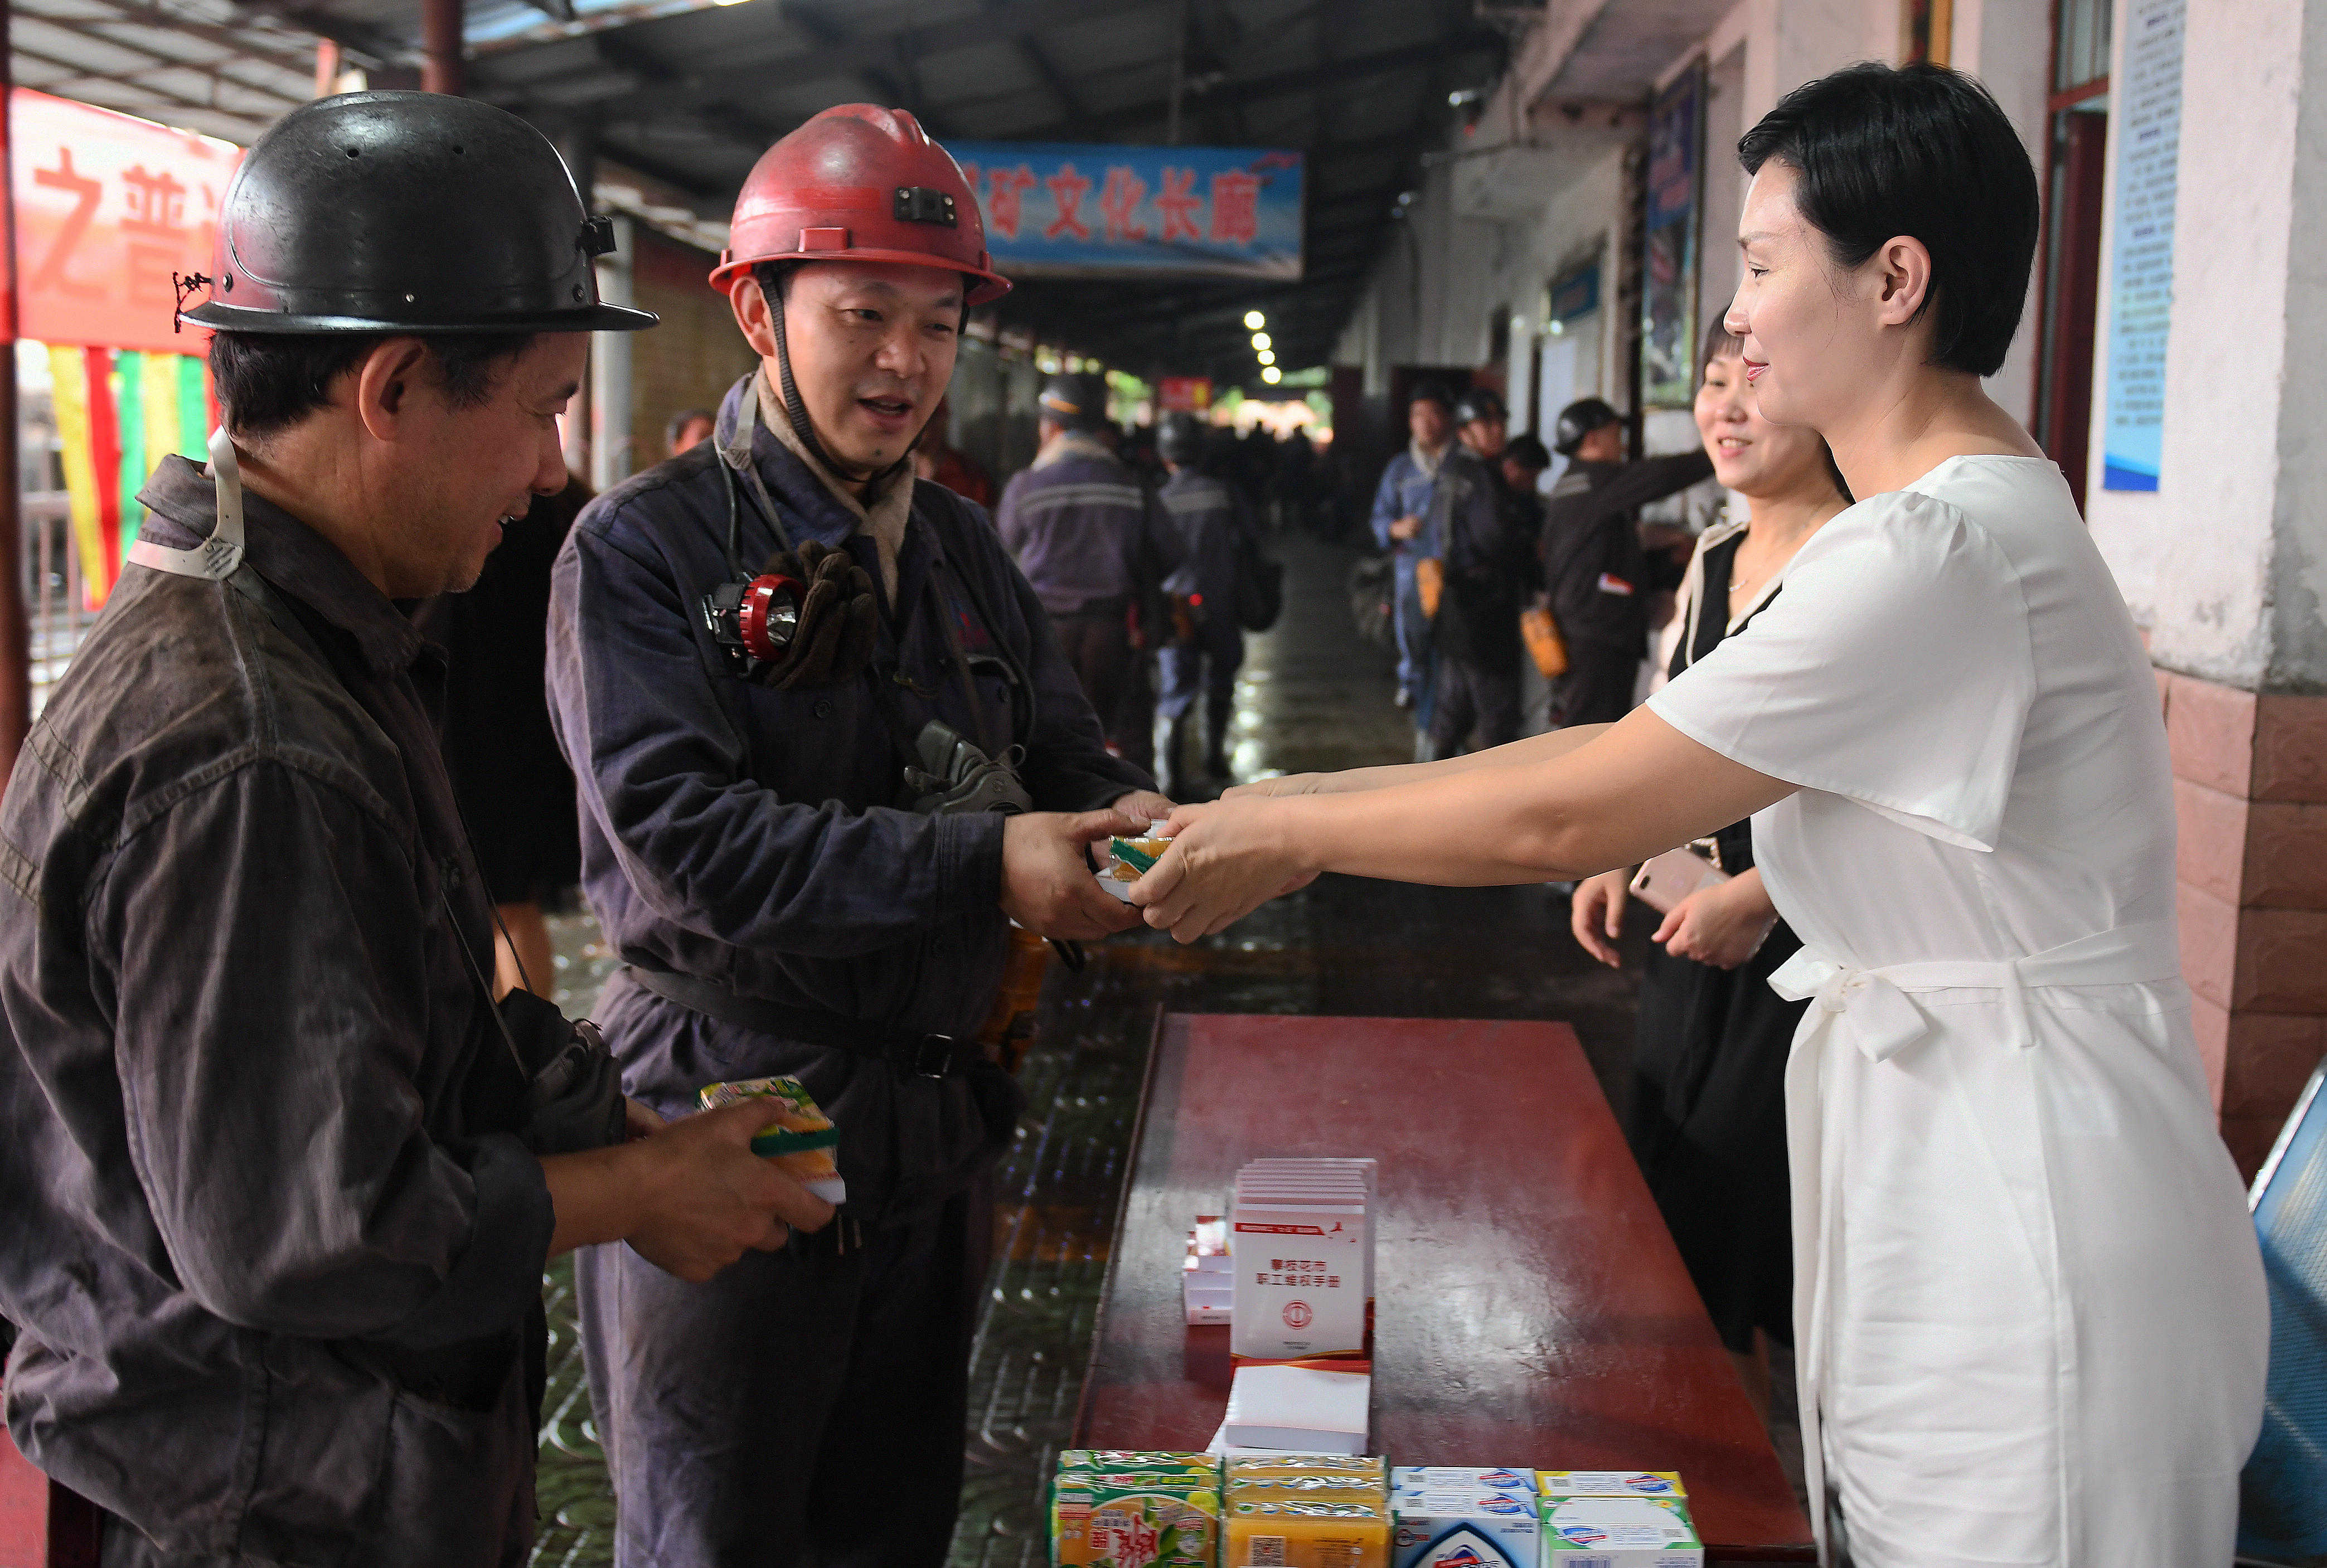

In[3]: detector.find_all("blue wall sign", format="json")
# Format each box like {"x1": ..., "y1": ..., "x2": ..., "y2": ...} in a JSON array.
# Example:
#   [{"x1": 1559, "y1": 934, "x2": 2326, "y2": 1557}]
[
  {"x1": 2101, "y1": 0, "x2": 2185, "y2": 492},
  {"x1": 943, "y1": 142, "x2": 1303, "y2": 280}
]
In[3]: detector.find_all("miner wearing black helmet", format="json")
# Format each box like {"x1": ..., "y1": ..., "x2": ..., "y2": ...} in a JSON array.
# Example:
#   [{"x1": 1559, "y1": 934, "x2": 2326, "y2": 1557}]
[
  {"x1": 0, "y1": 94, "x2": 832, "y2": 1565},
  {"x1": 1538, "y1": 395, "x2": 1713, "y2": 727}
]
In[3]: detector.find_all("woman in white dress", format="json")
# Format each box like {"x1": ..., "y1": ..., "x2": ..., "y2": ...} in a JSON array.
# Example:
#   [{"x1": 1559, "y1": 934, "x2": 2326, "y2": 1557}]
[{"x1": 1129, "y1": 62, "x2": 2267, "y2": 1567}]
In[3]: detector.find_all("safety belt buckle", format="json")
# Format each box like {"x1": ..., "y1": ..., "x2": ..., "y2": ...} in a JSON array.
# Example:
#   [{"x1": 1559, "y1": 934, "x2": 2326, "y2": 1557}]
[{"x1": 906, "y1": 1033, "x2": 959, "y2": 1079}]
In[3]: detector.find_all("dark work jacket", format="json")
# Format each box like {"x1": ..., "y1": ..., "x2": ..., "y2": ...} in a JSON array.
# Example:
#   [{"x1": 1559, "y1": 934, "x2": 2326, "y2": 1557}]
[
  {"x1": 547, "y1": 376, "x2": 1147, "y2": 1228},
  {"x1": 0, "y1": 458, "x2": 554, "y2": 1565},
  {"x1": 994, "y1": 434, "x2": 1181, "y2": 617},
  {"x1": 1437, "y1": 456, "x2": 1540, "y2": 668},
  {"x1": 1538, "y1": 450, "x2": 1712, "y2": 653},
  {"x1": 1157, "y1": 468, "x2": 1257, "y2": 620}
]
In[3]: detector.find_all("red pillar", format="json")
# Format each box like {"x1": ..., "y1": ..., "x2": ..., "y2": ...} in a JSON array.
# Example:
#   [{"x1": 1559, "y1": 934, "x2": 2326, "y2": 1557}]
[
  {"x1": 0, "y1": 0, "x2": 27, "y2": 799},
  {"x1": 421, "y1": 0, "x2": 464, "y2": 96}
]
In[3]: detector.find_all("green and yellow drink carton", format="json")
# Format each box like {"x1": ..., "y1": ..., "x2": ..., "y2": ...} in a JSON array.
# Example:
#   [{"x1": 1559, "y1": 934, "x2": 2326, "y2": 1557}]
[
  {"x1": 698, "y1": 1076, "x2": 845, "y2": 1203},
  {"x1": 1051, "y1": 1468, "x2": 1220, "y2": 1567}
]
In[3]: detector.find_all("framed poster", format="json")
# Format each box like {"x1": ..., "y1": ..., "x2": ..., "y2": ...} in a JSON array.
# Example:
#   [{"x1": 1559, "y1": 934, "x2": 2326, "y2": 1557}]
[
  {"x1": 2100, "y1": 0, "x2": 2185, "y2": 491},
  {"x1": 1640, "y1": 61, "x2": 1705, "y2": 409}
]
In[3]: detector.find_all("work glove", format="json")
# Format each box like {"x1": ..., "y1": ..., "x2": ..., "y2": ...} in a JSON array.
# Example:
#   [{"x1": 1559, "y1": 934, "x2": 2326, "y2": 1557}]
[{"x1": 752, "y1": 538, "x2": 879, "y2": 690}]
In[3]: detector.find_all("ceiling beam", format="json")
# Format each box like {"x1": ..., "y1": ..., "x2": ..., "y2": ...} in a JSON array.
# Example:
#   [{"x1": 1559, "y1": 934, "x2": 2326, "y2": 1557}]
[
  {"x1": 53, "y1": 0, "x2": 323, "y2": 81},
  {"x1": 13, "y1": 11, "x2": 307, "y2": 109},
  {"x1": 479, "y1": 0, "x2": 1171, "y2": 119},
  {"x1": 10, "y1": 40, "x2": 277, "y2": 127}
]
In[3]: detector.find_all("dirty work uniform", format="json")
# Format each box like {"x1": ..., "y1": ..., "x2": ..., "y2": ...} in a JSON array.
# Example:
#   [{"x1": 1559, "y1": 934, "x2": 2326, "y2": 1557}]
[
  {"x1": 1427, "y1": 454, "x2": 1538, "y2": 755},
  {"x1": 0, "y1": 458, "x2": 552, "y2": 1565},
  {"x1": 547, "y1": 376, "x2": 1148, "y2": 1568},
  {"x1": 1368, "y1": 440, "x2": 1453, "y2": 721},
  {"x1": 995, "y1": 431, "x2": 1181, "y2": 769},
  {"x1": 1156, "y1": 468, "x2": 1258, "y2": 731},
  {"x1": 1538, "y1": 449, "x2": 1709, "y2": 726}
]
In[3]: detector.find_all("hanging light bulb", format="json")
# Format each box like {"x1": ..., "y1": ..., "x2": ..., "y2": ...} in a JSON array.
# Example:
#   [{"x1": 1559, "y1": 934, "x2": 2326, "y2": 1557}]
[
  {"x1": 1262, "y1": 366, "x2": 1282, "y2": 385},
  {"x1": 1257, "y1": 349, "x2": 1276, "y2": 366},
  {"x1": 1251, "y1": 332, "x2": 1272, "y2": 351},
  {"x1": 1244, "y1": 310, "x2": 1266, "y2": 330}
]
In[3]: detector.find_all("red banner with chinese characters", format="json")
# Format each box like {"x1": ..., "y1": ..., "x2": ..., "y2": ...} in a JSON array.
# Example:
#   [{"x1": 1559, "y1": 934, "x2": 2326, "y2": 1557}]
[
  {"x1": 1158, "y1": 377, "x2": 1213, "y2": 412},
  {"x1": 14, "y1": 88, "x2": 242, "y2": 354}
]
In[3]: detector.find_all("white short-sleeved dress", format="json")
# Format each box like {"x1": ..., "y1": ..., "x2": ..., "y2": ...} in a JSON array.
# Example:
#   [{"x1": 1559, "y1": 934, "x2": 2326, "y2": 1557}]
[{"x1": 1648, "y1": 455, "x2": 2267, "y2": 1568}]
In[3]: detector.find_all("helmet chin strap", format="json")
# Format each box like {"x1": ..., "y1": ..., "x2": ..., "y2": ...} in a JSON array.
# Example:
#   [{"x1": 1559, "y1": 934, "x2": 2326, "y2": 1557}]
[
  {"x1": 126, "y1": 425, "x2": 246, "y2": 581},
  {"x1": 764, "y1": 268, "x2": 920, "y2": 494}
]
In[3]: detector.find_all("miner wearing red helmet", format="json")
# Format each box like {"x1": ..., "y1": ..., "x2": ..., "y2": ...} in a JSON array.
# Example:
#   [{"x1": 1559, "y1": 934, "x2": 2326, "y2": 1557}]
[{"x1": 544, "y1": 105, "x2": 1172, "y2": 1566}]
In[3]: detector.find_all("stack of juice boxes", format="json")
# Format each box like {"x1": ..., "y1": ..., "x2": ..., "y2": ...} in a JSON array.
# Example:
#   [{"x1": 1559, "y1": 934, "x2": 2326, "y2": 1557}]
[
  {"x1": 1223, "y1": 1453, "x2": 1392, "y2": 1567},
  {"x1": 1388, "y1": 1468, "x2": 1540, "y2": 1567},
  {"x1": 1535, "y1": 1473, "x2": 1701, "y2": 1567},
  {"x1": 1051, "y1": 1452, "x2": 1221, "y2": 1568}
]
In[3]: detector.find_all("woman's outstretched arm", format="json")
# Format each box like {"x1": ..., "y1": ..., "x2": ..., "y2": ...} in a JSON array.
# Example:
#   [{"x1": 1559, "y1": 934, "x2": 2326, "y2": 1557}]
[
  {"x1": 1129, "y1": 707, "x2": 1792, "y2": 942},
  {"x1": 1230, "y1": 723, "x2": 1615, "y2": 797}
]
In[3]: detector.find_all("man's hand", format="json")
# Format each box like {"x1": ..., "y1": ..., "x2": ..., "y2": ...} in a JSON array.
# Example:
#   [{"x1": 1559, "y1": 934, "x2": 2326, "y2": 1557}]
[
  {"x1": 546, "y1": 1099, "x2": 836, "y2": 1284},
  {"x1": 1388, "y1": 513, "x2": 1423, "y2": 542},
  {"x1": 1001, "y1": 809, "x2": 1146, "y2": 940},
  {"x1": 1127, "y1": 798, "x2": 1318, "y2": 943},
  {"x1": 1652, "y1": 873, "x2": 1776, "y2": 970},
  {"x1": 1109, "y1": 790, "x2": 1176, "y2": 826},
  {"x1": 1569, "y1": 869, "x2": 1631, "y2": 968}
]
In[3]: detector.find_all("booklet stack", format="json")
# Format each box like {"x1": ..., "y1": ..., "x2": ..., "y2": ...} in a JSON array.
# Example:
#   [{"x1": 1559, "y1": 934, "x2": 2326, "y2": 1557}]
[
  {"x1": 1182, "y1": 1216, "x2": 1231, "y2": 1326},
  {"x1": 1229, "y1": 1158, "x2": 1376, "y2": 1365}
]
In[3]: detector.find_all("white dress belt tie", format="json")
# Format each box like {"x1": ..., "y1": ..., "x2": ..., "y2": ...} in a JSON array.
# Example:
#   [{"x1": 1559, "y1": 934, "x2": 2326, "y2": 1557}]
[{"x1": 1767, "y1": 918, "x2": 2185, "y2": 1064}]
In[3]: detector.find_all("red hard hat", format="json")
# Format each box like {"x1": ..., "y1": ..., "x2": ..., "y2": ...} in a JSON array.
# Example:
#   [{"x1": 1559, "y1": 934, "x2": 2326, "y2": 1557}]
[{"x1": 712, "y1": 105, "x2": 1010, "y2": 305}]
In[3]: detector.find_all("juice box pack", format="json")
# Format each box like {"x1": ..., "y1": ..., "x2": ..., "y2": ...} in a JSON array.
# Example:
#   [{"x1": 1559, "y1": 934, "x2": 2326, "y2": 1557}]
[
  {"x1": 1052, "y1": 1462, "x2": 1221, "y2": 1568},
  {"x1": 697, "y1": 1076, "x2": 846, "y2": 1204}
]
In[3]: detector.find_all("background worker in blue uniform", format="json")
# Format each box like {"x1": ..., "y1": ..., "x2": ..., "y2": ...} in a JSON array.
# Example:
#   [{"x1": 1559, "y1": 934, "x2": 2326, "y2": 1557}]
[
  {"x1": 1368, "y1": 382, "x2": 1460, "y2": 739},
  {"x1": 1538, "y1": 395, "x2": 1712, "y2": 727},
  {"x1": 996, "y1": 370, "x2": 1182, "y2": 770},
  {"x1": 0, "y1": 94, "x2": 830, "y2": 1567},
  {"x1": 1152, "y1": 410, "x2": 1260, "y2": 796},
  {"x1": 545, "y1": 105, "x2": 1172, "y2": 1568}
]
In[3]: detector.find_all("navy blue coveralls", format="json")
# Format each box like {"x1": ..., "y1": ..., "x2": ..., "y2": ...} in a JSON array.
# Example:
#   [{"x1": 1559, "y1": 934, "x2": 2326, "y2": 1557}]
[{"x1": 545, "y1": 377, "x2": 1148, "y2": 1567}]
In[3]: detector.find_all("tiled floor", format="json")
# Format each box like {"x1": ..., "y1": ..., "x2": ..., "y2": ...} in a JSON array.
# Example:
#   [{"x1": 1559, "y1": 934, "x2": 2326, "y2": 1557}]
[{"x1": 522, "y1": 533, "x2": 1800, "y2": 1566}]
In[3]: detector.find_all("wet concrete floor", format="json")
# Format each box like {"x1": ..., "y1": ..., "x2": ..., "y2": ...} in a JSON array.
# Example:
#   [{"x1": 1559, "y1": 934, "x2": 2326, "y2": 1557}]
[{"x1": 525, "y1": 531, "x2": 1791, "y2": 1567}]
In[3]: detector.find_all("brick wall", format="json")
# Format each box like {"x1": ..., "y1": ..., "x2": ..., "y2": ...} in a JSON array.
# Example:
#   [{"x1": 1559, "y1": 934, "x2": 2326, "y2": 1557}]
[
  {"x1": 2163, "y1": 668, "x2": 2327, "y2": 1175},
  {"x1": 628, "y1": 226, "x2": 757, "y2": 470}
]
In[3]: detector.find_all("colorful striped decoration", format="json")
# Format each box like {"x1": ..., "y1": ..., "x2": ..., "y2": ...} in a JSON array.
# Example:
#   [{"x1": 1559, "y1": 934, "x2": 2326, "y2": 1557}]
[{"x1": 48, "y1": 343, "x2": 214, "y2": 608}]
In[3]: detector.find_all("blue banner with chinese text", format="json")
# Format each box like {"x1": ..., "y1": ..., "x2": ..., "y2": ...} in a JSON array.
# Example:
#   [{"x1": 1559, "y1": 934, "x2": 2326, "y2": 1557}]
[{"x1": 943, "y1": 142, "x2": 1303, "y2": 280}]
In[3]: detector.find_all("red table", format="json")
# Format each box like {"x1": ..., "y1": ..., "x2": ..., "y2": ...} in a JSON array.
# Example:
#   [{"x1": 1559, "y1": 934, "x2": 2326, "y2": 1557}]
[{"x1": 1074, "y1": 1013, "x2": 1814, "y2": 1563}]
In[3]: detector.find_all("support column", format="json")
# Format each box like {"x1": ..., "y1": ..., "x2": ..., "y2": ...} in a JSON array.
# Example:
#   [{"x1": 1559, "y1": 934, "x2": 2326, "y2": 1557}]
[
  {"x1": 421, "y1": 0, "x2": 463, "y2": 96},
  {"x1": 2087, "y1": 0, "x2": 2327, "y2": 1173},
  {"x1": 0, "y1": 0, "x2": 27, "y2": 798},
  {"x1": 589, "y1": 213, "x2": 634, "y2": 492}
]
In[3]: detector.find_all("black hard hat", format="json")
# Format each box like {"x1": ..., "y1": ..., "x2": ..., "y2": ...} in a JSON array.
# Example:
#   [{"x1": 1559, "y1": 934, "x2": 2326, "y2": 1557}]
[
  {"x1": 181, "y1": 93, "x2": 657, "y2": 335},
  {"x1": 1454, "y1": 387, "x2": 1507, "y2": 426},
  {"x1": 1504, "y1": 431, "x2": 1551, "y2": 469},
  {"x1": 1157, "y1": 410, "x2": 1209, "y2": 465},
  {"x1": 1408, "y1": 380, "x2": 1456, "y2": 413},
  {"x1": 1552, "y1": 396, "x2": 1624, "y2": 458},
  {"x1": 1038, "y1": 371, "x2": 1111, "y2": 431}
]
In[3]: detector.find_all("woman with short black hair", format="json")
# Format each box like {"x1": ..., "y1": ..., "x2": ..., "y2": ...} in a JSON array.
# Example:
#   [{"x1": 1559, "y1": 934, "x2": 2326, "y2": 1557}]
[{"x1": 1135, "y1": 62, "x2": 2267, "y2": 1566}]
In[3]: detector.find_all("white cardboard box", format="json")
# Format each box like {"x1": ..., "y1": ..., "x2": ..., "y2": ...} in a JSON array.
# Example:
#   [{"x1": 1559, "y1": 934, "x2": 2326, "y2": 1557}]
[{"x1": 1221, "y1": 1365, "x2": 1370, "y2": 1454}]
